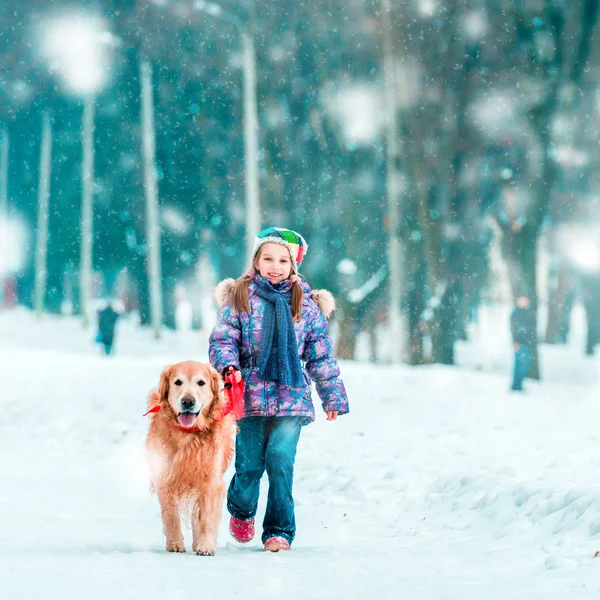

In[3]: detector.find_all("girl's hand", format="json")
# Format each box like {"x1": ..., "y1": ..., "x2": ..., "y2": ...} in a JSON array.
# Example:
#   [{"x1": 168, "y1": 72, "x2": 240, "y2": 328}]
[
  {"x1": 225, "y1": 367, "x2": 242, "y2": 383},
  {"x1": 326, "y1": 410, "x2": 339, "y2": 421}
]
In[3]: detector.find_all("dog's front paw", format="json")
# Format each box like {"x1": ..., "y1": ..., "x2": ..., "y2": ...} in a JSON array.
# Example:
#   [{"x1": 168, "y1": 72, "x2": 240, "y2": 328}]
[
  {"x1": 194, "y1": 544, "x2": 215, "y2": 556},
  {"x1": 166, "y1": 541, "x2": 186, "y2": 553}
]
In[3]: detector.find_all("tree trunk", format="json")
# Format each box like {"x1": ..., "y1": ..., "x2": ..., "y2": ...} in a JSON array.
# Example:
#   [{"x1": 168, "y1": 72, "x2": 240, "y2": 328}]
[
  {"x1": 336, "y1": 302, "x2": 359, "y2": 360},
  {"x1": 407, "y1": 266, "x2": 425, "y2": 365},
  {"x1": 241, "y1": 32, "x2": 261, "y2": 263},
  {"x1": 381, "y1": 0, "x2": 407, "y2": 363},
  {"x1": 140, "y1": 59, "x2": 163, "y2": 340},
  {"x1": 0, "y1": 127, "x2": 8, "y2": 306},
  {"x1": 545, "y1": 264, "x2": 572, "y2": 343},
  {"x1": 408, "y1": 173, "x2": 428, "y2": 365},
  {"x1": 80, "y1": 96, "x2": 95, "y2": 328},
  {"x1": 0, "y1": 127, "x2": 7, "y2": 219},
  {"x1": 132, "y1": 252, "x2": 150, "y2": 326},
  {"x1": 34, "y1": 113, "x2": 52, "y2": 318},
  {"x1": 521, "y1": 235, "x2": 540, "y2": 380}
]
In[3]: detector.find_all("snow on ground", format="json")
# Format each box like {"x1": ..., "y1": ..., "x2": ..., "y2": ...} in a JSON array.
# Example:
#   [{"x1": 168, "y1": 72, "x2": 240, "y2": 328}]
[{"x1": 1, "y1": 306, "x2": 600, "y2": 599}]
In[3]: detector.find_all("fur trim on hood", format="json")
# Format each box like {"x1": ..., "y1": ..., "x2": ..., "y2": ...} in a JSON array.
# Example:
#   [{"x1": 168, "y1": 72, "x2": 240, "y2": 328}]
[
  {"x1": 214, "y1": 278, "x2": 236, "y2": 309},
  {"x1": 310, "y1": 289, "x2": 336, "y2": 318},
  {"x1": 214, "y1": 278, "x2": 336, "y2": 318}
]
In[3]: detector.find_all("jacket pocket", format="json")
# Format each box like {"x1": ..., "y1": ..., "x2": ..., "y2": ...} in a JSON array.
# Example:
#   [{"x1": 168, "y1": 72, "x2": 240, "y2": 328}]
[{"x1": 242, "y1": 368, "x2": 267, "y2": 414}]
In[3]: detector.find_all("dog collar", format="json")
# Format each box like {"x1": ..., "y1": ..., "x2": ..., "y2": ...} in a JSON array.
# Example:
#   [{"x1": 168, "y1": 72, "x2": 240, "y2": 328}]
[{"x1": 173, "y1": 423, "x2": 202, "y2": 434}]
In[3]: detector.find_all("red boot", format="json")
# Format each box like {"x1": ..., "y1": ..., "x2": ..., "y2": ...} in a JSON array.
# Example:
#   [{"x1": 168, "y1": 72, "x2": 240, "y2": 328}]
[
  {"x1": 264, "y1": 536, "x2": 290, "y2": 552},
  {"x1": 229, "y1": 516, "x2": 255, "y2": 543}
]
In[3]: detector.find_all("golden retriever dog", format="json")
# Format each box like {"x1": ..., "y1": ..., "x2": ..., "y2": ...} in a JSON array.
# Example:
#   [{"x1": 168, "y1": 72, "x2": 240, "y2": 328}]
[{"x1": 145, "y1": 361, "x2": 234, "y2": 556}]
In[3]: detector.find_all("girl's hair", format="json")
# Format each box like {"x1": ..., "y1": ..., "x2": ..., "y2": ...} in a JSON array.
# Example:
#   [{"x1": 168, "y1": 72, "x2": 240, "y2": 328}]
[{"x1": 232, "y1": 245, "x2": 304, "y2": 320}]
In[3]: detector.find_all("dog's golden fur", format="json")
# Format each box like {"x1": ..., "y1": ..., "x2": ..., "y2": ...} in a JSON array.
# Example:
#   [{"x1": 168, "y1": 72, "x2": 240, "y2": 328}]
[{"x1": 145, "y1": 361, "x2": 234, "y2": 556}]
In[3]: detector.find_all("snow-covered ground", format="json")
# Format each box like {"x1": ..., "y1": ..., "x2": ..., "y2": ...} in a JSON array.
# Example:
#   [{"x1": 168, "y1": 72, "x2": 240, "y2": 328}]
[{"x1": 1, "y1": 306, "x2": 600, "y2": 599}]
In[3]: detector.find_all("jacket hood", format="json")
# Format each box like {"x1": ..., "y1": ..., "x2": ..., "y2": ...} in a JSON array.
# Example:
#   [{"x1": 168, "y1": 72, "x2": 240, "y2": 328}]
[{"x1": 214, "y1": 277, "x2": 336, "y2": 318}]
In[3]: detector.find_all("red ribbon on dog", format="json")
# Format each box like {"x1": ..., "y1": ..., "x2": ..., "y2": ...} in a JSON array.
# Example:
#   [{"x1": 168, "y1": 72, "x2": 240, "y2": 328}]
[
  {"x1": 143, "y1": 405, "x2": 161, "y2": 416},
  {"x1": 223, "y1": 367, "x2": 245, "y2": 420}
]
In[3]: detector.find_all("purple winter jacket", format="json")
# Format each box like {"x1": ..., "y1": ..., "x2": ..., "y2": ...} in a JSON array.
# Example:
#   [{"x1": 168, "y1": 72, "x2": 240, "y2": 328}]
[{"x1": 208, "y1": 276, "x2": 349, "y2": 424}]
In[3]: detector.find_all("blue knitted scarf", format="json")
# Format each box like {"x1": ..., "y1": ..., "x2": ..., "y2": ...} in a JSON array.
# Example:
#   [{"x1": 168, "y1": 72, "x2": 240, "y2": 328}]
[{"x1": 253, "y1": 275, "x2": 304, "y2": 388}]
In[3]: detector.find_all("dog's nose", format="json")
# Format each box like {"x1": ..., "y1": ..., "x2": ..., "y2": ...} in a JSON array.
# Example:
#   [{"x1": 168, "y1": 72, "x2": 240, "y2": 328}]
[{"x1": 181, "y1": 396, "x2": 196, "y2": 409}]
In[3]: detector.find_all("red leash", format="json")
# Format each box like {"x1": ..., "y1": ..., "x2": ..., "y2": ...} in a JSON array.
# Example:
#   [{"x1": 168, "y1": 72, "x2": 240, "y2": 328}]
[
  {"x1": 222, "y1": 366, "x2": 245, "y2": 420},
  {"x1": 143, "y1": 367, "x2": 245, "y2": 431}
]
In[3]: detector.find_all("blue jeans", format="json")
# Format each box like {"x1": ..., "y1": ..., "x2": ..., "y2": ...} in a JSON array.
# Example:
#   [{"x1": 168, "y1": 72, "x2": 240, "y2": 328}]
[
  {"x1": 512, "y1": 344, "x2": 533, "y2": 390},
  {"x1": 227, "y1": 416, "x2": 303, "y2": 544}
]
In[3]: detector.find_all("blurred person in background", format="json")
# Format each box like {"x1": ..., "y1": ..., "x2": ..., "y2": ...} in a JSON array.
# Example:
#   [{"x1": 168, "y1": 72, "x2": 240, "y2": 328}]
[
  {"x1": 96, "y1": 301, "x2": 120, "y2": 356},
  {"x1": 510, "y1": 295, "x2": 536, "y2": 392}
]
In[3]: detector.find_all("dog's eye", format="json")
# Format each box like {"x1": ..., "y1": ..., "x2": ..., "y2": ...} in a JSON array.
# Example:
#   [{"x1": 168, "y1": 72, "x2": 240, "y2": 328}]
[
  {"x1": 197, "y1": 380, "x2": 206, "y2": 386},
  {"x1": 174, "y1": 379, "x2": 183, "y2": 386}
]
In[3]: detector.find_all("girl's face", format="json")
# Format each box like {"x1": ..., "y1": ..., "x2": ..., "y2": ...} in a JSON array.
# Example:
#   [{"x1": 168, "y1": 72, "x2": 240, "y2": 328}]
[{"x1": 256, "y1": 243, "x2": 293, "y2": 284}]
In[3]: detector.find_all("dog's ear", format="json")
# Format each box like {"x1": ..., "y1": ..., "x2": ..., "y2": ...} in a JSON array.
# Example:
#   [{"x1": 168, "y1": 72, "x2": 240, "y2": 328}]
[
  {"x1": 147, "y1": 389, "x2": 160, "y2": 411},
  {"x1": 158, "y1": 365, "x2": 172, "y2": 404},
  {"x1": 210, "y1": 366, "x2": 222, "y2": 404}
]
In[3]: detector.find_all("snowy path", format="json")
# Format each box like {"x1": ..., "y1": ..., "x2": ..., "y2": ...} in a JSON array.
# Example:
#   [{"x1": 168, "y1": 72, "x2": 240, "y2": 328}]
[{"x1": 2, "y1": 310, "x2": 600, "y2": 598}]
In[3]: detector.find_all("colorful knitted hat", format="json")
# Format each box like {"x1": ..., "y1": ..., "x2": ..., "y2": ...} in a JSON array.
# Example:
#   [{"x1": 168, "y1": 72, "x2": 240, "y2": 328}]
[{"x1": 252, "y1": 227, "x2": 308, "y2": 268}]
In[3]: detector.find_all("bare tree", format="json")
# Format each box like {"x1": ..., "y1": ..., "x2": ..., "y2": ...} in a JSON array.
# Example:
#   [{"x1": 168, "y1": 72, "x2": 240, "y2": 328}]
[
  {"x1": 0, "y1": 127, "x2": 8, "y2": 305},
  {"x1": 0, "y1": 128, "x2": 7, "y2": 225},
  {"x1": 381, "y1": 0, "x2": 407, "y2": 363},
  {"x1": 499, "y1": 0, "x2": 599, "y2": 377},
  {"x1": 140, "y1": 59, "x2": 163, "y2": 340},
  {"x1": 544, "y1": 0, "x2": 600, "y2": 343},
  {"x1": 34, "y1": 113, "x2": 52, "y2": 318},
  {"x1": 80, "y1": 97, "x2": 95, "y2": 328}
]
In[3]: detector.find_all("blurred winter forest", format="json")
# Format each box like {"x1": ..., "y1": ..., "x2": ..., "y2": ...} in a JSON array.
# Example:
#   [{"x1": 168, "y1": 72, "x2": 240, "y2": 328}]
[{"x1": 2, "y1": 0, "x2": 600, "y2": 369}]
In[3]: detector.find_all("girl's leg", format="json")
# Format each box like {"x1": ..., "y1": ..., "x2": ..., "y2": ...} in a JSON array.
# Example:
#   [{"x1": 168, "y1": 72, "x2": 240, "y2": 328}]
[
  {"x1": 262, "y1": 416, "x2": 303, "y2": 544},
  {"x1": 227, "y1": 417, "x2": 268, "y2": 520}
]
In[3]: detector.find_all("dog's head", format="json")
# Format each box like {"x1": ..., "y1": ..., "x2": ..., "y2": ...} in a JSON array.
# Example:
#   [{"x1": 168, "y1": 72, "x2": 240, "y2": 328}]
[{"x1": 155, "y1": 361, "x2": 222, "y2": 430}]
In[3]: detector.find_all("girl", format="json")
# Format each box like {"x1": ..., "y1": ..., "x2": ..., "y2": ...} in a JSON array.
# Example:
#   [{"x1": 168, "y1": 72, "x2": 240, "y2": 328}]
[{"x1": 209, "y1": 226, "x2": 349, "y2": 552}]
